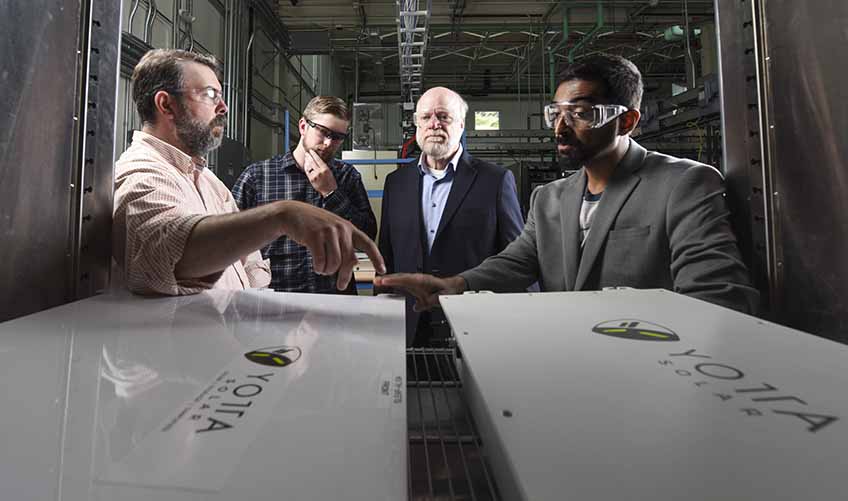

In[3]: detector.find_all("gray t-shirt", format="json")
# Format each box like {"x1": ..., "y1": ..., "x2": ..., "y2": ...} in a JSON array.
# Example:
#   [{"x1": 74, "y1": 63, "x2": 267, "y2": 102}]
[{"x1": 579, "y1": 189, "x2": 603, "y2": 245}]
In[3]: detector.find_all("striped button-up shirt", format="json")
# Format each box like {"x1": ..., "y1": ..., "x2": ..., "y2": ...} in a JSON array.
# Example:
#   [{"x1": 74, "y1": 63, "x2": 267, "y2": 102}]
[
  {"x1": 113, "y1": 131, "x2": 271, "y2": 295},
  {"x1": 232, "y1": 152, "x2": 376, "y2": 293}
]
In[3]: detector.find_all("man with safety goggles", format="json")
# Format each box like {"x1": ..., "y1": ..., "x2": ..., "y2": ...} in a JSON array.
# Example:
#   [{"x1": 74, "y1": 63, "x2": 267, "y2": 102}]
[
  {"x1": 376, "y1": 54, "x2": 758, "y2": 316},
  {"x1": 544, "y1": 101, "x2": 629, "y2": 130},
  {"x1": 232, "y1": 96, "x2": 377, "y2": 294}
]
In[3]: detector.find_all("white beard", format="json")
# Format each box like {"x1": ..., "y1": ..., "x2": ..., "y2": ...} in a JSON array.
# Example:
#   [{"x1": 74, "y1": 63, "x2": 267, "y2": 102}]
[{"x1": 418, "y1": 134, "x2": 459, "y2": 160}]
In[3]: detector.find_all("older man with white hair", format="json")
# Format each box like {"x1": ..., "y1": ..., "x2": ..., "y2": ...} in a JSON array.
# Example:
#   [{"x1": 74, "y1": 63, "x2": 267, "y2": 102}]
[{"x1": 378, "y1": 86, "x2": 524, "y2": 346}]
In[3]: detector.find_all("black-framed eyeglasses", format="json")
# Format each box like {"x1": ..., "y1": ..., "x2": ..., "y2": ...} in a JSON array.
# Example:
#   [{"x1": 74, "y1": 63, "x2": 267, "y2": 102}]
[{"x1": 306, "y1": 119, "x2": 349, "y2": 142}]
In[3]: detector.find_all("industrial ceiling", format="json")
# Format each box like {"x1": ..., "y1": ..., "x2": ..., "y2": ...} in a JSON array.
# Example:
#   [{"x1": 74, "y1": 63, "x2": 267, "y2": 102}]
[{"x1": 276, "y1": 0, "x2": 716, "y2": 99}]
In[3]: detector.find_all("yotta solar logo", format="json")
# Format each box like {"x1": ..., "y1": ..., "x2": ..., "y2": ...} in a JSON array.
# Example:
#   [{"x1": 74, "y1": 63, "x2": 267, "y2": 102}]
[
  {"x1": 244, "y1": 346, "x2": 302, "y2": 367},
  {"x1": 593, "y1": 319, "x2": 680, "y2": 342}
]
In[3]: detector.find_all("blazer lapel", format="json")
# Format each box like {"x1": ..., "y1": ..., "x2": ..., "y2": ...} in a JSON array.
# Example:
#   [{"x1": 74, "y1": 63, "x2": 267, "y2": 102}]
[
  {"x1": 434, "y1": 151, "x2": 477, "y2": 240},
  {"x1": 560, "y1": 170, "x2": 585, "y2": 291},
  {"x1": 399, "y1": 163, "x2": 424, "y2": 252},
  {"x1": 574, "y1": 139, "x2": 646, "y2": 290}
]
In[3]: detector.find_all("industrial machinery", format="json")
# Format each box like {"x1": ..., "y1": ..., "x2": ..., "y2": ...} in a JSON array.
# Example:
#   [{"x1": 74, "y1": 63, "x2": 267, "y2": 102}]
[
  {"x1": 352, "y1": 102, "x2": 385, "y2": 150},
  {"x1": 0, "y1": 290, "x2": 407, "y2": 500},
  {"x1": 3, "y1": 0, "x2": 848, "y2": 497},
  {"x1": 440, "y1": 289, "x2": 848, "y2": 500},
  {"x1": 638, "y1": 74, "x2": 723, "y2": 168},
  {"x1": 3, "y1": 288, "x2": 847, "y2": 500}
]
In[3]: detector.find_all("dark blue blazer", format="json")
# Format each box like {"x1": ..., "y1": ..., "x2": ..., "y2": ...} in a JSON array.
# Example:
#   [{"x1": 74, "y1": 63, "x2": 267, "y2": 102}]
[{"x1": 378, "y1": 150, "x2": 525, "y2": 342}]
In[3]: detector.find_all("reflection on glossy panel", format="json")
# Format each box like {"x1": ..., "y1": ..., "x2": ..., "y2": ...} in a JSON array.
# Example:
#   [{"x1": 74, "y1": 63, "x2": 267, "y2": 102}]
[{"x1": 0, "y1": 290, "x2": 406, "y2": 500}]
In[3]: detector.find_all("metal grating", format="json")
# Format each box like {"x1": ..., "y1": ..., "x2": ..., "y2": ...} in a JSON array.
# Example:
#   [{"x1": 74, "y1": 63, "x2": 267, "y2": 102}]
[{"x1": 407, "y1": 348, "x2": 499, "y2": 501}]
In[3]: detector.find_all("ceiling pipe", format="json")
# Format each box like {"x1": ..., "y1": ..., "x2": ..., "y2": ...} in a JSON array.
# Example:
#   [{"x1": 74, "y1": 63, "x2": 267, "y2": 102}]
[
  {"x1": 567, "y1": 0, "x2": 605, "y2": 63},
  {"x1": 547, "y1": 0, "x2": 605, "y2": 95},
  {"x1": 355, "y1": 51, "x2": 360, "y2": 101},
  {"x1": 548, "y1": 1, "x2": 570, "y2": 95}
]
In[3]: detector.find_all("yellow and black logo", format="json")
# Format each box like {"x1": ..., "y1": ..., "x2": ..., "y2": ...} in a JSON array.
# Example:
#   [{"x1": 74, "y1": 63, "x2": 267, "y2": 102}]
[
  {"x1": 592, "y1": 319, "x2": 679, "y2": 342},
  {"x1": 244, "y1": 346, "x2": 302, "y2": 367}
]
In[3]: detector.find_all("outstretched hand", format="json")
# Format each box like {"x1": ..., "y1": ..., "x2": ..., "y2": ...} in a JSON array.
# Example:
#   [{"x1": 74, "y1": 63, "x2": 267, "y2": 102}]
[
  {"x1": 373, "y1": 273, "x2": 466, "y2": 311},
  {"x1": 280, "y1": 201, "x2": 385, "y2": 290}
]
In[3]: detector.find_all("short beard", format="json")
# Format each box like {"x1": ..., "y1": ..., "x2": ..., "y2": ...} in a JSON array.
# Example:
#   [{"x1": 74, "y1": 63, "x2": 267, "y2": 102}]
[
  {"x1": 556, "y1": 135, "x2": 593, "y2": 171},
  {"x1": 418, "y1": 133, "x2": 459, "y2": 160},
  {"x1": 174, "y1": 106, "x2": 226, "y2": 157},
  {"x1": 556, "y1": 149, "x2": 585, "y2": 171}
]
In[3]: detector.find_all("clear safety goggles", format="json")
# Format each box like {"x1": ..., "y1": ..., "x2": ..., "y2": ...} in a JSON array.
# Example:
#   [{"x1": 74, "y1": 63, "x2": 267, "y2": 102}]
[{"x1": 543, "y1": 101, "x2": 629, "y2": 129}]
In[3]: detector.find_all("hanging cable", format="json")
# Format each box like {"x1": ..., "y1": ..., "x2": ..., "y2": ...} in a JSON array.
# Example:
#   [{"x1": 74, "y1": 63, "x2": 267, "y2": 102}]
[{"x1": 683, "y1": 0, "x2": 697, "y2": 88}]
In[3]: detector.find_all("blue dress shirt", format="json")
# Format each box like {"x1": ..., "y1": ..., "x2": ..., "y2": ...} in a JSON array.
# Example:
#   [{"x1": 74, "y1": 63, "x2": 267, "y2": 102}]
[{"x1": 419, "y1": 144, "x2": 464, "y2": 251}]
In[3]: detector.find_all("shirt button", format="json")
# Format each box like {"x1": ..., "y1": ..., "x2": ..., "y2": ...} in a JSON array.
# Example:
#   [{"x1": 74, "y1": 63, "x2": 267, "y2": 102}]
[
  {"x1": 430, "y1": 230, "x2": 435, "y2": 233},
  {"x1": 432, "y1": 203, "x2": 436, "y2": 207}
]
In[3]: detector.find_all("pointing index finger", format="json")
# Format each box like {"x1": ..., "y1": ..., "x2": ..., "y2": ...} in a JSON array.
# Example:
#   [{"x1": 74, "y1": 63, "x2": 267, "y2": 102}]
[{"x1": 352, "y1": 228, "x2": 386, "y2": 275}]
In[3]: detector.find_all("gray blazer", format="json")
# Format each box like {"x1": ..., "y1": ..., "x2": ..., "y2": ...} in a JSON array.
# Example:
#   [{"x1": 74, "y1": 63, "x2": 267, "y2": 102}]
[{"x1": 460, "y1": 139, "x2": 759, "y2": 314}]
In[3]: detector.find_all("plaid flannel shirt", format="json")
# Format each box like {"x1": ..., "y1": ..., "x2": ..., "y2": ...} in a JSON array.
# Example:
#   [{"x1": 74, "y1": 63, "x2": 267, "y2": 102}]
[{"x1": 232, "y1": 152, "x2": 377, "y2": 293}]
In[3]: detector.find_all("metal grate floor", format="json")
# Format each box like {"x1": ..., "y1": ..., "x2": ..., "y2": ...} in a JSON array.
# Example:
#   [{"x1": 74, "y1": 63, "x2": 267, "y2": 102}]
[{"x1": 407, "y1": 348, "x2": 499, "y2": 501}]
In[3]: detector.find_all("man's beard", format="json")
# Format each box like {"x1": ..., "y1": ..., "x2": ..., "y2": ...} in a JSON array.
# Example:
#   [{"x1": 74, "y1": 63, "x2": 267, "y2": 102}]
[
  {"x1": 175, "y1": 107, "x2": 226, "y2": 157},
  {"x1": 417, "y1": 131, "x2": 458, "y2": 160},
  {"x1": 555, "y1": 134, "x2": 595, "y2": 171}
]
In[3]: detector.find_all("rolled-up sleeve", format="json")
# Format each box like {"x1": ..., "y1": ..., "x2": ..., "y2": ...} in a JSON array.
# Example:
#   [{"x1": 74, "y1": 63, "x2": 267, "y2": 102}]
[
  {"x1": 113, "y1": 165, "x2": 219, "y2": 295},
  {"x1": 243, "y1": 253, "x2": 271, "y2": 288}
]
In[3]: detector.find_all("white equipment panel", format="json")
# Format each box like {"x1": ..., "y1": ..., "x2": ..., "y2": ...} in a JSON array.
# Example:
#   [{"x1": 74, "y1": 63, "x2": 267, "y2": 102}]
[
  {"x1": 342, "y1": 149, "x2": 399, "y2": 239},
  {"x1": 440, "y1": 289, "x2": 848, "y2": 501},
  {"x1": 0, "y1": 289, "x2": 406, "y2": 501}
]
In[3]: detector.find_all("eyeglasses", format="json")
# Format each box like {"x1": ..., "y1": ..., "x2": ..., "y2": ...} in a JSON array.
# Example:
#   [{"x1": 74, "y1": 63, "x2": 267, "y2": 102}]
[
  {"x1": 413, "y1": 111, "x2": 456, "y2": 128},
  {"x1": 543, "y1": 101, "x2": 629, "y2": 129},
  {"x1": 170, "y1": 86, "x2": 225, "y2": 105},
  {"x1": 306, "y1": 119, "x2": 349, "y2": 142}
]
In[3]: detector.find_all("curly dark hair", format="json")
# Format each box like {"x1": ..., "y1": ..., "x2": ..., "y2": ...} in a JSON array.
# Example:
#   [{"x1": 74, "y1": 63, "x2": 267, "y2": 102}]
[
  {"x1": 557, "y1": 54, "x2": 644, "y2": 110},
  {"x1": 132, "y1": 49, "x2": 221, "y2": 125}
]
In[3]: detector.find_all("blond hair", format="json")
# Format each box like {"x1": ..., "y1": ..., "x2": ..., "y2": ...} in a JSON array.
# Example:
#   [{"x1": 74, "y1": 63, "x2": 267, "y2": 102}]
[{"x1": 302, "y1": 96, "x2": 351, "y2": 122}]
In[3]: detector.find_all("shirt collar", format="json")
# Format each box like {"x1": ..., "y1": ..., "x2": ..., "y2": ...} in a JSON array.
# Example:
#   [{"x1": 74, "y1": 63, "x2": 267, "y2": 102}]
[
  {"x1": 282, "y1": 151, "x2": 300, "y2": 171},
  {"x1": 132, "y1": 130, "x2": 205, "y2": 174},
  {"x1": 418, "y1": 143, "x2": 463, "y2": 176}
]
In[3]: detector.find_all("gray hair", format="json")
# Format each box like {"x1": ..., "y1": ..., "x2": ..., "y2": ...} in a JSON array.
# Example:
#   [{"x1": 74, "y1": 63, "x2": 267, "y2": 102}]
[
  {"x1": 455, "y1": 93, "x2": 469, "y2": 120},
  {"x1": 418, "y1": 86, "x2": 469, "y2": 121}
]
